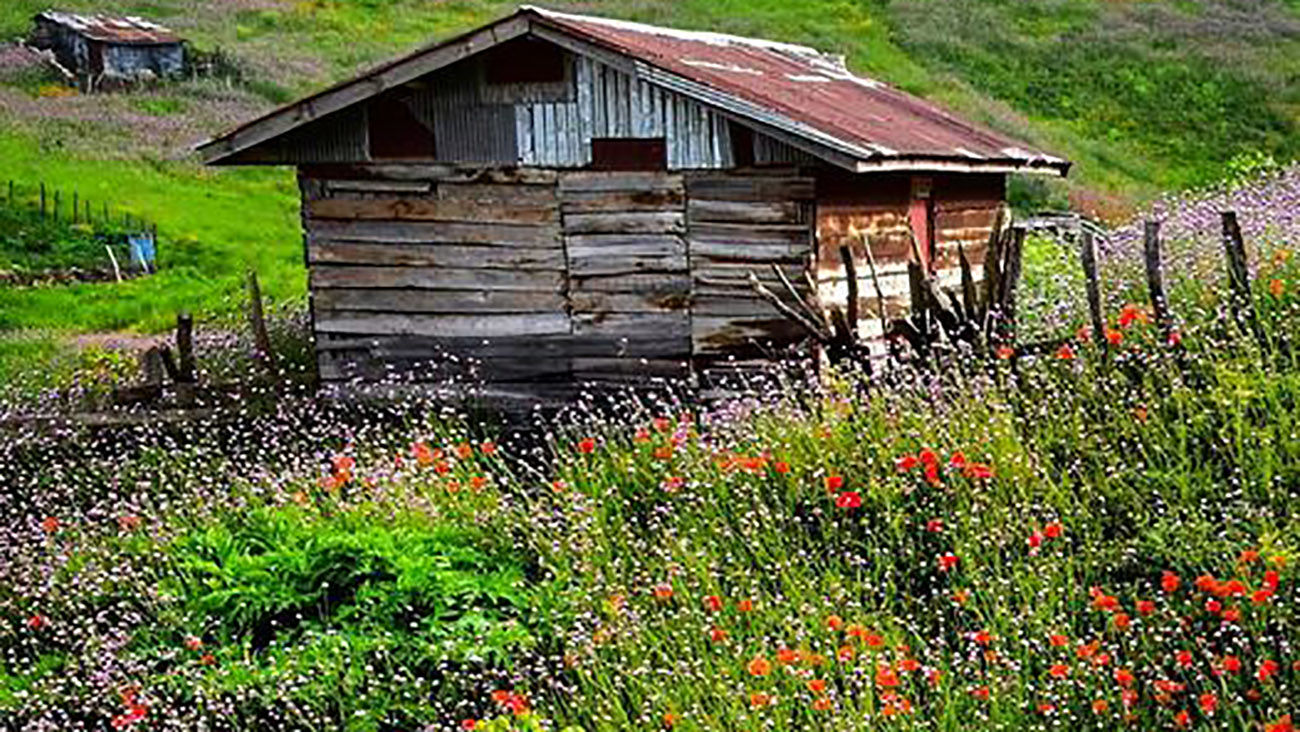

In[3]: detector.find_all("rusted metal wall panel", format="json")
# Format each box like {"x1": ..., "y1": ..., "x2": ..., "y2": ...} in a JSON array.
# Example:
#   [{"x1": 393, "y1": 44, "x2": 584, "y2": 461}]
[{"x1": 814, "y1": 171, "x2": 1004, "y2": 346}]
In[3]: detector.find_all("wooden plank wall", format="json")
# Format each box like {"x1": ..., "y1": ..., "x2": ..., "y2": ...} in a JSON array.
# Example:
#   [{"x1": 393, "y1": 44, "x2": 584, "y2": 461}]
[
  {"x1": 815, "y1": 172, "x2": 1004, "y2": 346},
  {"x1": 558, "y1": 171, "x2": 692, "y2": 382},
  {"x1": 686, "y1": 168, "x2": 816, "y2": 376},
  {"x1": 300, "y1": 164, "x2": 572, "y2": 385}
]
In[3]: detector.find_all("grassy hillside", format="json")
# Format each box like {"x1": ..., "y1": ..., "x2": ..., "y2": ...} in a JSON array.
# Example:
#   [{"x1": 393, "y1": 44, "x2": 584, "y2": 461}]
[{"x1": 0, "y1": 0, "x2": 1297, "y2": 339}]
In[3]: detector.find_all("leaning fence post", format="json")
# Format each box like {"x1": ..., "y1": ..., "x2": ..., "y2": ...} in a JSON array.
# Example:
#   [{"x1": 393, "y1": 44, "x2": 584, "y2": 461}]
[
  {"x1": 1143, "y1": 220, "x2": 1175, "y2": 344},
  {"x1": 1079, "y1": 229, "x2": 1107, "y2": 349},
  {"x1": 246, "y1": 269, "x2": 277, "y2": 371},
  {"x1": 1221, "y1": 211, "x2": 1268, "y2": 351}
]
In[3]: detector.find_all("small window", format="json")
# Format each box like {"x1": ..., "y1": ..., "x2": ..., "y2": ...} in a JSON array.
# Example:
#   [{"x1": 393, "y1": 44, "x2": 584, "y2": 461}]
[
  {"x1": 729, "y1": 122, "x2": 755, "y2": 168},
  {"x1": 483, "y1": 39, "x2": 567, "y2": 85},
  {"x1": 367, "y1": 96, "x2": 435, "y2": 160},
  {"x1": 590, "y1": 138, "x2": 667, "y2": 172}
]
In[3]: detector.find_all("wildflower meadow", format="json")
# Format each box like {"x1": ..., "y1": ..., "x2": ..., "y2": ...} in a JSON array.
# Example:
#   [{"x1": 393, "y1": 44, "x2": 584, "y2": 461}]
[{"x1": 4, "y1": 174, "x2": 1300, "y2": 731}]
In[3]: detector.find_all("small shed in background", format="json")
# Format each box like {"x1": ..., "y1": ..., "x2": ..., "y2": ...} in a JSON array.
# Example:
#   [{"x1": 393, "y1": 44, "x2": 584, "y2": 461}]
[{"x1": 30, "y1": 10, "x2": 184, "y2": 89}]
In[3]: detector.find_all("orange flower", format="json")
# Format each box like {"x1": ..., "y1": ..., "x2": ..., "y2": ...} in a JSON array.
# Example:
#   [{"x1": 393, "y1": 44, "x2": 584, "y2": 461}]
[
  {"x1": 837, "y1": 645, "x2": 855, "y2": 663},
  {"x1": 576, "y1": 438, "x2": 596, "y2": 454},
  {"x1": 811, "y1": 697, "x2": 832, "y2": 711},
  {"x1": 826, "y1": 614, "x2": 844, "y2": 632},
  {"x1": 1199, "y1": 692, "x2": 1218, "y2": 715},
  {"x1": 40, "y1": 516, "x2": 60, "y2": 534},
  {"x1": 1136, "y1": 600, "x2": 1155, "y2": 616},
  {"x1": 969, "y1": 686, "x2": 990, "y2": 701},
  {"x1": 747, "y1": 656, "x2": 771, "y2": 677},
  {"x1": 773, "y1": 461, "x2": 790, "y2": 474},
  {"x1": 1266, "y1": 714, "x2": 1294, "y2": 732},
  {"x1": 709, "y1": 626, "x2": 728, "y2": 643},
  {"x1": 748, "y1": 692, "x2": 772, "y2": 709},
  {"x1": 1055, "y1": 344, "x2": 1076, "y2": 360},
  {"x1": 776, "y1": 648, "x2": 800, "y2": 665},
  {"x1": 1044, "y1": 522, "x2": 1063, "y2": 539},
  {"x1": 1091, "y1": 699, "x2": 1109, "y2": 715},
  {"x1": 1113, "y1": 612, "x2": 1131, "y2": 631},
  {"x1": 1161, "y1": 571, "x2": 1181, "y2": 593},
  {"x1": 1114, "y1": 668, "x2": 1135, "y2": 688},
  {"x1": 653, "y1": 584, "x2": 674, "y2": 601},
  {"x1": 662, "y1": 712, "x2": 678, "y2": 728},
  {"x1": 824, "y1": 475, "x2": 844, "y2": 492},
  {"x1": 1251, "y1": 588, "x2": 1274, "y2": 605},
  {"x1": 952, "y1": 589, "x2": 970, "y2": 605},
  {"x1": 1117, "y1": 304, "x2": 1149, "y2": 328},
  {"x1": 653, "y1": 445, "x2": 673, "y2": 460},
  {"x1": 996, "y1": 345, "x2": 1015, "y2": 360},
  {"x1": 1049, "y1": 664, "x2": 1069, "y2": 679},
  {"x1": 737, "y1": 599, "x2": 754, "y2": 613},
  {"x1": 1049, "y1": 633, "x2": 1069, "y2": 647},
  {"x1": 702, "y1": 595, "x2": 722, "y2": 612},
  {"x1": 455, "y1": 443, "x2": 473, "y2": 460},
  {"x1": 1175, "y1": 710, "x2": 1191, "y2": 728},
  {"x1": 937, "y1": 553, "x2": 960, "y2": 572},
  {"x1": 1105, "y1": 328, "x2": 1124, "y2": 346},
  {"x1": 808, "y1": 679, "x2": 827, "y2": 694},
  {"x1": 480, "y1": 441, "x2": 497, "y2": 456},
  {"x1": 898, "y1": 658, "x2": 920, "y2": 672},
  {"x1": 1270, "y1": 278, "x2": 1285, "y2": 297},
  {"x1": 875, "y1": 665, "x2": 900, "y2": 688}
]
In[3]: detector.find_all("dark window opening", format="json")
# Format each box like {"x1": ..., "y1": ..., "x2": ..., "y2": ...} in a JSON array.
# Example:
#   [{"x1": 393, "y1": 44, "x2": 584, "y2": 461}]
[
  {"x1": 367, "y1": 96, "x2": 435, "y2": 160},
  {"x1": 483, "y1": 38, "x2": 567, "y2": 85},
  {"x1": 590, "y1": 138, "x2": 667, "y2": 171},
  {"x1": 729, "y1": 122, "x2": 755, "y2": 168}
]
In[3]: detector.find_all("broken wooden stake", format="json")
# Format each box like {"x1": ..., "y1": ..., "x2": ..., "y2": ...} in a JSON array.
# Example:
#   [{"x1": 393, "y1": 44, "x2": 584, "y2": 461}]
[{"x1": 176, "y1": 312, "x2": 196, "y2": 384}]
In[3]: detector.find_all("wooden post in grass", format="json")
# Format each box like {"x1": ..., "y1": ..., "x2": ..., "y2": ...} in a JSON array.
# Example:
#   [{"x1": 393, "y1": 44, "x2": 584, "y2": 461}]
[
  {"x1": 6, "y1": 180, "x2": 12, "y2": 205},
  {"x1": 53, "y1": 190, "x2": 59, "y2": 222},
  {"x1": 1079, "y1": 229, "x2": 1107, "y2": 349},
  {"x1": 72, "y1": 191, "x2": 78, "y2": 224},
  {"x1": 246, "y1": 269, "x2": 276, "y2": 371},
  {"x1": 176, "y1": 312, "x2": 196, "y2": 384},
  {"x1": 39, "y1": 183, "x2": 46, "y2": 219},
  {"x1": 1221, "y1": 211, "x2": 1268, "y2": 351},
  {"x1": 1143, "y1": 220, "x2": 1175, "y2": 344}
]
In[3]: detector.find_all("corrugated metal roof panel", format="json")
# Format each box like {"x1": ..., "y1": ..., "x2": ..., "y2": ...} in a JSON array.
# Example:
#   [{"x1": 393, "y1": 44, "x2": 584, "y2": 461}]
[
  {"x1": 527, "y1": 7, "x2": 1066, "y2": 170},
  {"x1": 36, "y1": 10, "x2": 182, "y2": 45}
]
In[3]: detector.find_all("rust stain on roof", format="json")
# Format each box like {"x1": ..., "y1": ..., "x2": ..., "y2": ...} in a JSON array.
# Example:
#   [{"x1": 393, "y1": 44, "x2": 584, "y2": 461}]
[
  {"x1": 527, "y1": 7, "x2": 1063, "y2": 168},
  {"x1": 36, "y1": 10, "x2": 182, "y2": 45}
]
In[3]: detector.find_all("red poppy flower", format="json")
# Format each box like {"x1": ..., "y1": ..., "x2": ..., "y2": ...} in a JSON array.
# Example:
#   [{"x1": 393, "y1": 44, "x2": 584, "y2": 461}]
[
  {"x1": 807, "y1": 679, "x2": 827, "y2": 694},
  {"x1": 1161, "y1": 571, "x2": 1181, "y2": 593},
  {"x1": 1199, "y1": 692, "x2": 1218, "y2": 714},
  {"x1": 824, "y1": 475, "x2": 844, "y2": 492},
  {"x1": 826, "y1": 614, "x2": 844, "y2": 631},
  {"x1": 748, "y1": 692, "x2": 772, "y2": 709},
  {"x1": 27, "y1": 614, "x2": 46, "y2": 630},
  {"x1": 709, "y1": 626, "x2": 728, "y2": 643},
  {"x1": 576, "y1": 438, "x2": 596, "y2": 454},
  {"x1": 898, "y1": 658, "x2": 920, "y2": 672},
  {"x1": 1266, "y1": 715, "x2": 1294, "y2": 732},
  {"x1": 1136, "y1": 600, "x2": 1155, "y2": 616},
  {"x1": 40, "y1": 516, "x2": 60, "y2": 534},
  {"x1": 835, "y1": 491, "x2": 861, "y2": 509},
  {"x1": 811, "y1": 697, "x2": 831, "y2": 711},
  {"x1": 1049, "y1": 633, "x2": 1069, "y2": 647},
  {"x1": 1258, "y1": 659, "x2": 1280, "y2": 682},
  {"x1": 653, "y1": 583, "x2": 674, "y2": 601},
  {"x1": 948, "y1": 451, "x2": 967, "y2": 468},
  {"x1": 1055, "y1": 344, "x2": 1076, "y2": 360},
  {"x1": 747, "y1": 657, "x2": 771, "y2": 677},
  {"x1": 963, "y1": 463, "x2": 994, "y2": 479},
  {"x1": 875, "y1": 666, "x2": 900, "y2": 688},
  {"x1": 1264, "y1": 569, "x2": 1280, "y2": 590},
  {"x1": 896, "y1": 454, "x2": 919, "y2": 471},
  {"x1": 1044, "y1": 522, "x2": 1063, "y2": 539},
  {"x1": 737, "y1": 599, "x2": 754, "y2": 612},
  {"x1": 773, "y1": 461, "x2": 790, "y2": 474},
  {"x1": 1106, "y1": 328, "x2": 1124, "y2": 346},
  {"x1": 1091, "y1": 699, "x2": 1109, "y2": 715},
  {"x1": 1175, "y1": 650, "x2": 1193, "y2": 668},
  {"x1": 969, "y1": 686, "x2": 990, "y2": 700},
  {"x1": 461, "y1": 720, "x2": 478, "y2": 731},
  {"x1": 919, "y1": 448, "x2": 938, "y2": 466},
  {"x1": 1049, "y1": 664, "x2": 1069, "y2": 679},
  {"x1": 937, "y1": 553, "x2": 960, "y2": 572},
  {"x1": 1114, "y1": 668, "x2": 1134, "y2": 687},
  {"x1": 1222, "y1": 655, "x2": 1242, "y2": 674},
  {"x1": 776, "y1": 647, "x2": 800, "y2": 665},
  {"x1": 1113, "y1": 612, "x2": 1131, "y2": 631},
  {"x1": 996, "y1": 345, "x2": 1015, "y2": 360},
  {"x1": 1175, "y1": 710, "x2": 1191, "y2": 728},
  {"x1": 1118, "y1": 304, "x2": 1149, "y2": 328}
]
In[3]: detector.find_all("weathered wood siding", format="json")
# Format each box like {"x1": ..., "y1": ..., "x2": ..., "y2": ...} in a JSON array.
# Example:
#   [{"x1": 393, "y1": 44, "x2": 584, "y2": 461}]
[
  {"x1": 301, "y1": 164, "x2": 571, "y2": 385},
  {"x1": 815, "y1": 172, "x2": 1004, "y2": 345},
  {"x1": 686, "y1": 168, "x2": 816, "y2": 373},
  {"x1": 560, "y1": 171, "x2": 692, "y2": 382}
]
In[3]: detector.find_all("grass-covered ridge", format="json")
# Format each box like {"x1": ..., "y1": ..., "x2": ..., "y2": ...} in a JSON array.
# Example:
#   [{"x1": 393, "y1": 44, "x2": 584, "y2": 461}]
[{"x1": 1, "y1": 0, "x2": 1299, "y2": 334}]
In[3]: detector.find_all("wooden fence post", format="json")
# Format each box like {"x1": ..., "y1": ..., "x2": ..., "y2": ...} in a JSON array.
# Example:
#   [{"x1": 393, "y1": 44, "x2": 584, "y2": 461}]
[
  {"x1": 53, "y1": 190, "x2": 60, "y2": 222},
  {"x1": 1000, "y1": 228, "x2": 1026, "y2": 345},
  {"x1": 176, "y1": 312, "x2": 196, "y2": 384},
  {"x1": 1079, "y1": 229, "x2": 1107, "y2": 348},
  {"x1": 1143, "y1": 220, "x2": 1175, "y2": 344},
  {"x1": 246, "y1": 269, "x2": 277, "y2": 371},
  {"x1": 1221, "y1": 211, "x2": 1268, "y2": 351},
  {"x1": 39, "y1": 183, "x2": 46, "y2": 219},
  {"x1": 72, "y1": 191, "x2": 78, "y2": 224}
]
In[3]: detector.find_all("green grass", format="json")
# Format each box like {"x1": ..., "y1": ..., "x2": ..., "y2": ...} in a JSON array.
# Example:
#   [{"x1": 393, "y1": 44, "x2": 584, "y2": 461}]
[
  {"x1": 0, "y1": 132, "x2": 303, "y2": 332},
  {"x1": 1, "y1": 0, "x2": 1298, "y2": 342}
]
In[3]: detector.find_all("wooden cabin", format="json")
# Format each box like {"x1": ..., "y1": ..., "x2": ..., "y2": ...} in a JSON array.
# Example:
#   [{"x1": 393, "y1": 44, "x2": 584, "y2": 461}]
[
  {"x1": 31, "y1": 11, "x2": 184, "y2": 90},
  {"x1": 200, "y1": 6, "x2": 1069, "y2": 400}
]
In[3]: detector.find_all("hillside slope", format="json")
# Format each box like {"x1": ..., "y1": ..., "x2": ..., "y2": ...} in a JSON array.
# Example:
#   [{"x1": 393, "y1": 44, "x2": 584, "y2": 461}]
[{"x1": 0, "y1": 0, "x2": 1297, "y2": 335}]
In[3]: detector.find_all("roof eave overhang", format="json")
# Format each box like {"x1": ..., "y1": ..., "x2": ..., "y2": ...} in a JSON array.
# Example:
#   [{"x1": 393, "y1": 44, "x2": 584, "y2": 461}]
[{"x1": 854, "y1": 157, "x2": 1071, "y2": 177}]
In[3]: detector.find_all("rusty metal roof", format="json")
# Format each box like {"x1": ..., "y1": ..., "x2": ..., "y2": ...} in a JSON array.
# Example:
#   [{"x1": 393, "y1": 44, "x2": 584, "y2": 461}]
[
  {"x1": 200, "y1": 6, "x2": 1068, "y2": 175},
  {"x1": 36, "y1": 10, "x2": 182, "y2": 45},
  {"x1": 528, "y1": 7, "x2": 1065, "y2": 174}
]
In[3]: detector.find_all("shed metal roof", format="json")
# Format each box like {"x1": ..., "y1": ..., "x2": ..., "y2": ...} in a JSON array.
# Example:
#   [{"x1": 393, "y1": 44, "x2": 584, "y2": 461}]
[
  {"x1": 36, "y1": 10, "x2": 182, "y2": 45},
  {"x1": 199, "y1": 6, "x2": 1068, "y2": 176}
]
